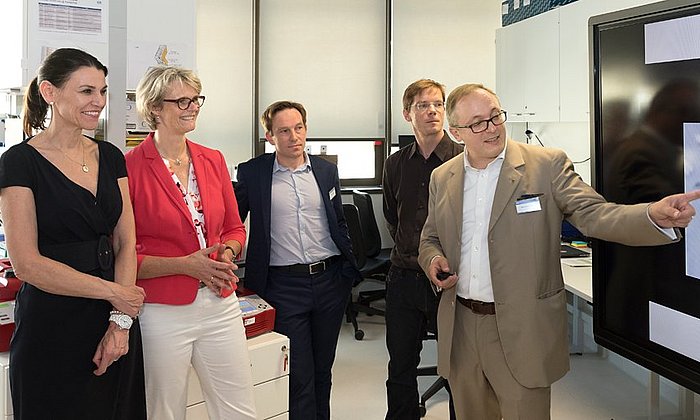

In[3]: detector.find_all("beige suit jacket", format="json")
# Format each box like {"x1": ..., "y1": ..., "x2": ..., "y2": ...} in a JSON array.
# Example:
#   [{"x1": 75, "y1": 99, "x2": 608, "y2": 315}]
[{"x1": 418, "y1": 140, "x2": 675, "y2": 388}]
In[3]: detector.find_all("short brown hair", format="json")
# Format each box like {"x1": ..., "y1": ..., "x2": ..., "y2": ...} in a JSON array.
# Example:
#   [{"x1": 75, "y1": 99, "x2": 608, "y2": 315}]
[
  {"x1": 402, "y1": 79, "x2": 446, "y2": 112},
  {"x1": 136, "y1": 66, "x2": 202, "y2": 130},
  {"x1": 260, "y1": 101, "x2": 307, "y2": 134},
  {"x1": 446, "y1": 83, "x2": 499, "y2": 126}
]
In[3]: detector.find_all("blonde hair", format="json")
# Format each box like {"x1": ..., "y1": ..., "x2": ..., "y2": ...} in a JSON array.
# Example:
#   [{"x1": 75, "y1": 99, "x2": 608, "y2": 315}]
[
  {"x1": 136, "y1": 66, "x2": 202, "y2": 130},
  {"x1": 445, "y1": 83, "x2": 499, "y2": 126}
]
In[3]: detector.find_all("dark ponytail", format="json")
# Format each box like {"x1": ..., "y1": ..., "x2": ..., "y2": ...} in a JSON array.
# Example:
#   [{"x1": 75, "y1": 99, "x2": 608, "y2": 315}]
[
  {"x1": 23, "y1": 77, "x2": 49, "y2": 136},
  {"x1": 22, "y1": 48, "x2": 108, "y2": 136}
]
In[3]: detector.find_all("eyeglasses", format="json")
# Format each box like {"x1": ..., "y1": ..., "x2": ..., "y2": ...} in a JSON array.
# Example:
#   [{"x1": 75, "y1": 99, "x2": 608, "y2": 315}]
[
  {"x1": 413, "y1": 101, "x2": 445, "y2": 112},
  {"x1": 162, "y1": 96, "x2": 206, "y2": 110},
  {"x1": 453, "y1": 110, "x2": 507, "y2": 133}
]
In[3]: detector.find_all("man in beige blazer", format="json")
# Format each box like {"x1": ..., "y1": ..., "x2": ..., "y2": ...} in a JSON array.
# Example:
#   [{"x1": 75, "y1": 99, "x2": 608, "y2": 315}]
[{"x1": 417, "y1": 83, "x2": 700, "y2": 420}]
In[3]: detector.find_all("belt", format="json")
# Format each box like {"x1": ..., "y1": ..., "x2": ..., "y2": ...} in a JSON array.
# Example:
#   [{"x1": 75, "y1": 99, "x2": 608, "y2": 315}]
[
  {"x1": 389, "y1": 266, "x2": 427, "y2": 279},
  {"x1": 270, "y1": 255, "x2": 342, "y2": 276},
  {"x1": 456, "y1": 296, "x2": 496, "y2": 315},
  {"x1": 39, "y1": 235, "x2": 114, "y2": 274}
]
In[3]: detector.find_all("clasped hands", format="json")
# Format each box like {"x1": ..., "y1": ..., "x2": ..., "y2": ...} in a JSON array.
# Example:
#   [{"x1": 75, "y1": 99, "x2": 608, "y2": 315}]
[{"x1": 188, "y1": 243, "x2": 239, "y2": 295}]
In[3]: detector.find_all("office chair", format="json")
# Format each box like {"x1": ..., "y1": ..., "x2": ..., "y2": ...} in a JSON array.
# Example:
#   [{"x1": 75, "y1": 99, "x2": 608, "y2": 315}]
[
  {"x1": 417, "y1": 302, "x2": 455, "y2": 418},
  {"x1": 351, "y1": 190, "x2": 391, "y2": 262},
  {"x1": 342, "y1": 203, "x2": 376, "y2": 340},
  {"x1": 342, "y1": 192, "x2": 391, "y2": 340}
]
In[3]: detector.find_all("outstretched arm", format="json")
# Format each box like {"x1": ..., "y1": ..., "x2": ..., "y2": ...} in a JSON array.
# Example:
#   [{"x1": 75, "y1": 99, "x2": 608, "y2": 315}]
[{"x1": 648, "y1": 189, "x2": 700, "y2": 228}]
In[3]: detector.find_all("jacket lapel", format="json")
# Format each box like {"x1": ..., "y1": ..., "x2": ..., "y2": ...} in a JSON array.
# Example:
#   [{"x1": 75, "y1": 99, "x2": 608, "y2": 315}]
[
  {"x1": 445, "y1": 156, "x2": 465, "y2": 243},
  {"x1": 489, "y1": 140, "x2": 524, "y2": 232},
  {"x1": 142, "y1": 135, "x2": 195, "y2": 231},
  {"x1": 261, "y1": 154, "x2": 275, "y2": 238}
]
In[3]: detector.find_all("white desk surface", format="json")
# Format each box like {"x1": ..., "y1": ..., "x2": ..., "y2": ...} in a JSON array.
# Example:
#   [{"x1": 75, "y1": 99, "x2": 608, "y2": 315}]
[{"x1": 561, "y1": 257, "x2": 593, "y2": 302}]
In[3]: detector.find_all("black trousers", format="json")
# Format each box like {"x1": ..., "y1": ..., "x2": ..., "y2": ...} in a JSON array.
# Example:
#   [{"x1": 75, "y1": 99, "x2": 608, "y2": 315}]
[
  {"x1": 385, "y1": 265, "x2": 455, "y2": 420},
  {"x1": 265, "y1": 259, "x2": 353, "y2": 420}
]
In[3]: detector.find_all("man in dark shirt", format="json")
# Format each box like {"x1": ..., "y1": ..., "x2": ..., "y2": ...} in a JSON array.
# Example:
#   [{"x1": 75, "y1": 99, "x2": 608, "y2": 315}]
[{"x1": 382, "y1": 79, "x2": 463, "y2": 419}]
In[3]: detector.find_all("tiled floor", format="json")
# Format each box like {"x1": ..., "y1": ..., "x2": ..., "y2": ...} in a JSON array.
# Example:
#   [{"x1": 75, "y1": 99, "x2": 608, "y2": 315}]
[{"x1": 330, "y1": 311, "x2": 695, "y2": 420}]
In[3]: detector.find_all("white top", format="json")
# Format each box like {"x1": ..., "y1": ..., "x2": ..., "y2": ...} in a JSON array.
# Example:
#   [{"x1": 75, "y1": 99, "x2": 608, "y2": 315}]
[{"x1": 456, "y1": 145, "x2": 507, "y2": 302}]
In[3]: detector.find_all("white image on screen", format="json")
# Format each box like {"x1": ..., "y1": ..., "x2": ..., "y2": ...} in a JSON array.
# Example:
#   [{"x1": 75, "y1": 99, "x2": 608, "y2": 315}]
[{"x1": 684, "y1": 123, "x2": 700, "y2": 280}]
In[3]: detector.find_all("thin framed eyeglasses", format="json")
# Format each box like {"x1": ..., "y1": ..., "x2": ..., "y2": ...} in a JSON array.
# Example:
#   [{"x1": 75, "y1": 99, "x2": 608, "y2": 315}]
[
  {"x1": 162, "y1": 96, "x2": 206, "y2": 110},
  {"x1": 453, "y1": 110, "x2": 507, "y2": 133},
  {"x1": 413, "y1": 101, "x2": 445, "y2": 112}
]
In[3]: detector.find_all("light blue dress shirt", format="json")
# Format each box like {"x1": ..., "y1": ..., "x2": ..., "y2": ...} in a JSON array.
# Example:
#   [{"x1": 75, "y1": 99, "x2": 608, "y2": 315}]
[{"x1": 269, "y1": 154, "x2": 341, "y2": 266}]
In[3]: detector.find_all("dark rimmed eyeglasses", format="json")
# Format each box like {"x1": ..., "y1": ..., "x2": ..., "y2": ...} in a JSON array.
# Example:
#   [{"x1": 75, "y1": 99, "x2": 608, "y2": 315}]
[
  {"x1": 162, "y1": 96, "x2": 206, "y2": 110},
  {"x1": 453, "y1": 110, "x2": 507, "y2": 134}
]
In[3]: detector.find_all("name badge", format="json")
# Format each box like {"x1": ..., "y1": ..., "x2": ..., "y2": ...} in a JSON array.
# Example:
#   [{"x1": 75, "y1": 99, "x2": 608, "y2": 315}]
[
  {"x1": 515, "y1": 194, "x2": 542, "y2": 214},
  {"x1": 329, "y1": 187, "x2": 336, "y2": 200}
]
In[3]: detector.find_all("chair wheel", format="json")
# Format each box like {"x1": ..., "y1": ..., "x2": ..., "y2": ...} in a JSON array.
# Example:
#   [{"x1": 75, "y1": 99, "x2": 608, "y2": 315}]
[
  {"x1": 419, "y1": 403, "x2": 427, "y2": 417},
  {"x1": 354, "y1": 329, "x2": 365, "y2": 340}
]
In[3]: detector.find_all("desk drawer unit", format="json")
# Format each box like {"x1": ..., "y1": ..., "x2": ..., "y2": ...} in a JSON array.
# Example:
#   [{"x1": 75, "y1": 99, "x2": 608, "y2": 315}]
[
  {"x1": 186, "y1": 331, "x2": 290, "y2": 420},
  {"x1": 0, "y1": 332, "x2": 289, "y2": 420}
]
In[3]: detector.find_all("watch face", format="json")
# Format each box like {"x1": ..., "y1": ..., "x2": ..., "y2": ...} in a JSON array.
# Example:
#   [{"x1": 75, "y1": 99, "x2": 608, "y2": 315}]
[{"x1": 111, "y1": 314, "x2": 133, "y2": 330}]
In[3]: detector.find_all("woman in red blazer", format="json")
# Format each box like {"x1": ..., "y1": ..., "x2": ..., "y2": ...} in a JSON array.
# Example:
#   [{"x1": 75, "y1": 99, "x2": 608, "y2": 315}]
[{"x1": 125, "y1": 66, "x2": 256, "y2": 420}]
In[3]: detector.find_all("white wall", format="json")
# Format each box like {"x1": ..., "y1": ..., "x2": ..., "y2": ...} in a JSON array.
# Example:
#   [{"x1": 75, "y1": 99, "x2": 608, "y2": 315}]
[
  {"x1": 192, "y1": 0, "x2": 501, "y2": 169},
  {"x1": 194, "y1": 0, "x2": 254, "y2": 172},
  {"x1": 392, "y1": 0, "x2": 500, "y2": 143}
]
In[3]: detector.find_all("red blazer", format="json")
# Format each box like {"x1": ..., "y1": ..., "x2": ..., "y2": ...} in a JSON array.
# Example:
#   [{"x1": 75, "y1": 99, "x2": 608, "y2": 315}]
[{"x1": 125, "y1": 133, "x2": 246, "y2": 304}]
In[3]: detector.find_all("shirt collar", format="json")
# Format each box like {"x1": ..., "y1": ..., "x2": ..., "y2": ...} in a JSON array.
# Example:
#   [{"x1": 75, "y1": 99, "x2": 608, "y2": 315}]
[
  {"x1": 273, "y1": 152, "x2": 312, "y2": 173},
  {"x1": 409, "y1": 130, "x2": 455, "y2": 162},
  {"x1": 463, "y1": 140, "x2": 507, "y2": 171}
]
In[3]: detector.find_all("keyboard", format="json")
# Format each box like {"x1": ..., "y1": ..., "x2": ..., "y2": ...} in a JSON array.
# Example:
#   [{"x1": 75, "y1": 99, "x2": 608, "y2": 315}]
[{"x1": 560, "y1": 244, "x2": 590, "y2": 258}]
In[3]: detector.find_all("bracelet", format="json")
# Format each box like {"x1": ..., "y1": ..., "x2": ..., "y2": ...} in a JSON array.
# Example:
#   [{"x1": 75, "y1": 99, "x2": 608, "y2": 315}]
[{"x1": 224, "y1": 245, "x2": 237, "y2": 261}]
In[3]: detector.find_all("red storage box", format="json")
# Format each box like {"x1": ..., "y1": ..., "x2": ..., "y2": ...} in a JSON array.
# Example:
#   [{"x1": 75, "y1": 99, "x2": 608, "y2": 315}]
[{"x1": 0, "y1": 259, "x2": 21, "y2": 352}]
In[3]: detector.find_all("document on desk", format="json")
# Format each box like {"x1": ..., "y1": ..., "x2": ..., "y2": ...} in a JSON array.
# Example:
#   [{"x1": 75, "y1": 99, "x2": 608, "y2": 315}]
[{"x1": 561, "y1": 258, "x2": 592, "y2": 267}]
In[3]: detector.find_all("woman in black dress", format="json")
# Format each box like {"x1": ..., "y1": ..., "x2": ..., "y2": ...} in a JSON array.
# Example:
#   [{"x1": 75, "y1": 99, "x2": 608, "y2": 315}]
[{"x1": 0, "y1": 48, "x2": 147, "y2": 419}]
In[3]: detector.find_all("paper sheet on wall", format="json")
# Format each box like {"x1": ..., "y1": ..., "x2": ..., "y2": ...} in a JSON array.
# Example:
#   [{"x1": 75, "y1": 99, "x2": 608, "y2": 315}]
[
  {"x1": 128, "y1": 42, "x2": 192, "y2": 90},
  {"x1": 35, "y1": 0, "x2": 107, "y2": 42}
]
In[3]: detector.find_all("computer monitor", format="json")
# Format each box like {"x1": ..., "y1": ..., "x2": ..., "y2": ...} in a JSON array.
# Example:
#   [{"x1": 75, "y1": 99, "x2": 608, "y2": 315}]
[
  {"x1": 591, "y1": 0, "x2": 700, "y2": 393},
  {"x1": 561, "y1": 220, "x2": 587, "y2": 243},
  {"x1": 398, "y1": 134, "x2": 416, "y2": 149}
]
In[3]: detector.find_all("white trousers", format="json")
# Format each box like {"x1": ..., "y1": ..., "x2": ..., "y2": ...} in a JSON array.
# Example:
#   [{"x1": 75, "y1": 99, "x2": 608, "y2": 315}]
[{"x1": 139, "y1": 288, "x2": 257, "y2": 420}]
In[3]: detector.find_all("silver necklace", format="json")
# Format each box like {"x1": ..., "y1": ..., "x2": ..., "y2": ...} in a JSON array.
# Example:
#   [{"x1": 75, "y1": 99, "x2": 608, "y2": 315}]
[{"x1": 159, "y1": 143, "x2": 188, "y2": 166}]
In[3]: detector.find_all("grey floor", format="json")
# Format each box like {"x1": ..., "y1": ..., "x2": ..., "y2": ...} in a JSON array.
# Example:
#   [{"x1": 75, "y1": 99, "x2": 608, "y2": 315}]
[{"x1": 330, "y1": 309, "x2": 694, "y2": 420}]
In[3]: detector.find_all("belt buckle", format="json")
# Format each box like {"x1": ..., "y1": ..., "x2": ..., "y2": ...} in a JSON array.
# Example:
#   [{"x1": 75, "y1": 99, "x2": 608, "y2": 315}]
[{"x1": 309, "y1": 260, "x2": 325, "y2": 275}]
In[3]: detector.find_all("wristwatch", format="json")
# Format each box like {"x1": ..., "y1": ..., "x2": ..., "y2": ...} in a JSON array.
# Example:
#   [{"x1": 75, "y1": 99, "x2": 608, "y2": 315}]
[{"x1": 109, "y1": 310, "x2": 133, "y2": 330}]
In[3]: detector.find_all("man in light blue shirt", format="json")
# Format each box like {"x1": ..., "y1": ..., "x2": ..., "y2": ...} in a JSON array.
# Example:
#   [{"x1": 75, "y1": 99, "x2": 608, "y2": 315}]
[{"x1": 235, "y1": 100, "x2": 360, "y2": 420}]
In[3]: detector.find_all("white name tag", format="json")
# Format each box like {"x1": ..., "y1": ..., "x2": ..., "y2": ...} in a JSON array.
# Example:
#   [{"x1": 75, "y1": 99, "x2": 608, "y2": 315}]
[
  {"x1": 515, "y1": 196, "x2": 542, "y2": 214},
  {"x1": 329, "y1": 187, "x2": 336, "y2": 200}
]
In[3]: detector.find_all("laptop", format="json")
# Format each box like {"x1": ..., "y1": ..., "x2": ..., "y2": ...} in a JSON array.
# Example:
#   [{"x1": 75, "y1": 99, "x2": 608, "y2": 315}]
[{"x1": 560, "y1": 244, "x2": 590, "y2": 258}]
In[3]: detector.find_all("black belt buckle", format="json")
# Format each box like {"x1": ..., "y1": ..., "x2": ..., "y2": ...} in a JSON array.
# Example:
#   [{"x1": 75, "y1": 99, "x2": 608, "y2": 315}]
[{"x1": 309, "y1": 260, "x2": 326, "y2": 275}]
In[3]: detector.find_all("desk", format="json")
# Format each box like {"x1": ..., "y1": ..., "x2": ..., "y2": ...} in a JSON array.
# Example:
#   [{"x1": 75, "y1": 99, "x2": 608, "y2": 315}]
[
  {"x1": 560, "y1": 257, "x2": 694, "y2": 420},
  {"x1": 561, "y1": 258, "x2": 592, "y2": 356}
]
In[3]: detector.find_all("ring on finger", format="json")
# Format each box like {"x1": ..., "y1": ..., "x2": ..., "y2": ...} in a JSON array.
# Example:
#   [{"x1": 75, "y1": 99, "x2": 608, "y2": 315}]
[{"x1": 210, "y1": 275, "x2": 214, "y2": 282}]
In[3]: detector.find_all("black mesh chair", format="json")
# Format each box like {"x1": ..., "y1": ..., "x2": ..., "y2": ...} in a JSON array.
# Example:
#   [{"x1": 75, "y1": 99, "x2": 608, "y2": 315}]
[{"x1": 342, "y1": 192, "x2": 391, "y2": 340}]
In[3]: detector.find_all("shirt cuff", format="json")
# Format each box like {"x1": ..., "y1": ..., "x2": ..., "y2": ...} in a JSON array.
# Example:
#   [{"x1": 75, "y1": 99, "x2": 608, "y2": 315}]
[
  {"x1": 646, "y1": 206, "x2": 678, "y2": 240},
  {"x1": 429, "y1": 254, "x2": 443, "y2": 265}
]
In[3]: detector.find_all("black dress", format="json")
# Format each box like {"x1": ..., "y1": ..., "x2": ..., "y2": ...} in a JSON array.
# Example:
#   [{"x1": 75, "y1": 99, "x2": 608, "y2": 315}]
[{"x1": 0, "y1": 138, "x2": 147, "y2": 420}]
